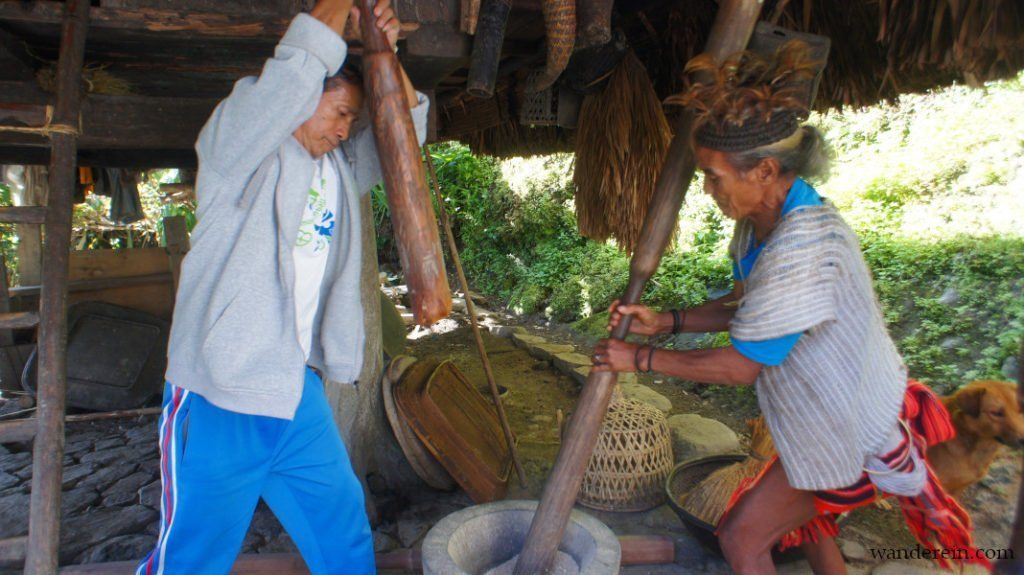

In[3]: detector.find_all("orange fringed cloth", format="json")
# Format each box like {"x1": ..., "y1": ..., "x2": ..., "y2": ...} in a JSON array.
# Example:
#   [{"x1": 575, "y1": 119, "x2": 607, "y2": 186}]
[{"x1": 717, "y1": 381, "x2": 990, "y2": 570}]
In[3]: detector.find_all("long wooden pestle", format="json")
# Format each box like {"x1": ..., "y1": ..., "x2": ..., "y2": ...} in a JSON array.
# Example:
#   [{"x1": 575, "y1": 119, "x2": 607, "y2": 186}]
[
  {"x1": 512, "y1": 1, "x2": 765, "y2": 572},
  {"x1": 358, "y1": 0, "x2": 451, "y2": 326}
]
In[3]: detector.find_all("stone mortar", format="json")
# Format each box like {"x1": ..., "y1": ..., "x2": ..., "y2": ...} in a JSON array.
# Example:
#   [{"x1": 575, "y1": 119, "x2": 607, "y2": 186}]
[{"x1": 421, "y1": 500, "x2": 621, "y2": 575}]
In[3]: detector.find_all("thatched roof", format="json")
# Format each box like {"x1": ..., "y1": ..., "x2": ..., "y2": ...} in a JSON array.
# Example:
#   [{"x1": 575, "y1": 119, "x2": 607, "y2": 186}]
[
  {"x1": 0, "y1": 0, "x2": 1020, "y2": 167},
  {"x1": 446, "y1": 0, "x2": 1024, "y2": 156}
]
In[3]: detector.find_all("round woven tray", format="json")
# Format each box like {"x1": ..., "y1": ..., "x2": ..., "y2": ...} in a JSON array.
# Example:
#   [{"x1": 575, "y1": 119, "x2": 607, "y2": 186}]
[{"x1": 577, "y1": 388, "x2": 674, "y2": 512}]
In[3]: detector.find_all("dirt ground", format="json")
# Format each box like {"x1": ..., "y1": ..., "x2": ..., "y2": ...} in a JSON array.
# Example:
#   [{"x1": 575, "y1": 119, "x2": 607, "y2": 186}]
[
  {"x1": 402, "y1": 309, "x2": 1022, "y2": 574},
  {"x1": 0, "y1": 305, "x2": 1015, "y2": 573}
]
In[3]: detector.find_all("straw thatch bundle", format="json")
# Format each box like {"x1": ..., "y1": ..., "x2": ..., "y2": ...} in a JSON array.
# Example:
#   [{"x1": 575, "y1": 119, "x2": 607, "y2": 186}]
[
  {"x1": 650, "y1": 0, "x2": 1024, "y2": 111},
  {"x1": 876, "y1": 0, "x2": 1024, "y2": 84},
  {"x1": 463, "y1": 120, "x2": 574, "y2": 159},
  {"x1": 37, "y1": 63, "x2": 133, "y2": 96},
  {"x1": 680, "y1": 416, "x2": 776, "y2": 526},
  {"x1": 573, "y1": 50, "x2": 671, "y2": 253}
]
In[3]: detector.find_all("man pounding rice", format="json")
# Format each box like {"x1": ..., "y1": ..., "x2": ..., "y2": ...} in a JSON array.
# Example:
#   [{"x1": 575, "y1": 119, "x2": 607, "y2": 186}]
[
  {"x1": 135, "y1": 0, "x2": 427, "y2": 573},
  {"x1": 591, "y1": 43, "x2": 987, "y2": 574}
]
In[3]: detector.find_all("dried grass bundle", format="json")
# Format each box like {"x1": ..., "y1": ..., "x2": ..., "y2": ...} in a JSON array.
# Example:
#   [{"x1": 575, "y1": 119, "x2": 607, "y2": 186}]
[
  {"x1": 665, "y1": 40, "x2": 817, "y2": 132},
  {"x1": 573, "y1": 50, "x2": 671, "y2": 253},
  {"x1": 36, "y1": 63, "x2": 133, "y2": 96},
  {"x1": 877, "y1": 0, "x2": 1024, "y2": 85},
  {"x1": 462, "y1": 120, "x2": 573, "y2": 159},
  {"x1": 654, "y1": 1, "x2": 1023, "y2": 111},
  {"x1": 680, "y1": 416, "x2": 776, "y2": 526}
]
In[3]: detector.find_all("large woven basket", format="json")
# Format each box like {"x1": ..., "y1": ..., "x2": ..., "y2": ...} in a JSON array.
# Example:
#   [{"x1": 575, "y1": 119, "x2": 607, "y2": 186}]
[{"x1": 577, "y1": 387, "x2": 674, "y2": 512}]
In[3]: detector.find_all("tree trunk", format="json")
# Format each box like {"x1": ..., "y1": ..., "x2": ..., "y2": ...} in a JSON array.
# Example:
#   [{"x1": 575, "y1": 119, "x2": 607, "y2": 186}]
[{"x1": 324, "y1": 191, "x2": 386, "y2": 525}]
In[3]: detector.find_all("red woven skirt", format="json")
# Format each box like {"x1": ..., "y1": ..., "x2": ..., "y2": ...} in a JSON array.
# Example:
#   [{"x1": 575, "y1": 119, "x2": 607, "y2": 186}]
[{"x1": 716, "y1": 381, "x2": 990, "y2": 570}]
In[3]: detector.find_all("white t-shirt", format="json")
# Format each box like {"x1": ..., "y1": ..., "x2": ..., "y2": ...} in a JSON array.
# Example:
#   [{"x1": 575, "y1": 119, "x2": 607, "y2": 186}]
[{"x1": 293, "y1": 156, "x2": 339, "y2": 359}]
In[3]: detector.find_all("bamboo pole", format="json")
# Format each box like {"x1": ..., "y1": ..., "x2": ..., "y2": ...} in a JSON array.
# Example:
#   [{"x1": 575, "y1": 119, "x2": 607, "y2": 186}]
[
  {"x1": 466, "y1": 0, "x2": 512, "y2": 98},
  {"x1": 423, "y1": 146, "x2": 526, "y2": 487},
  {"x1": 24, "y1": 0, "x2": 89, "y2": 573},
  {"x1": 358, "y1": 0, "x2": 451, "y2": 326},
  {"x1": 512, "y1": 1, "x2": 764, "y2": 572}
]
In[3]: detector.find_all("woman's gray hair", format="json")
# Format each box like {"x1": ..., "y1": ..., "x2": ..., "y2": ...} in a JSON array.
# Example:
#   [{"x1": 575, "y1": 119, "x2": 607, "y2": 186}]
[{"x1": 726, "y1": 124, "x2": 832, "y2": 182}]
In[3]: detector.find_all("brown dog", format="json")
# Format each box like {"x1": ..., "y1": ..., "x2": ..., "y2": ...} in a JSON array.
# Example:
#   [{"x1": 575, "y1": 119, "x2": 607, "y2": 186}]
[{"x1": 928, "y1": 380, "x2": 1024, "y2": 499}]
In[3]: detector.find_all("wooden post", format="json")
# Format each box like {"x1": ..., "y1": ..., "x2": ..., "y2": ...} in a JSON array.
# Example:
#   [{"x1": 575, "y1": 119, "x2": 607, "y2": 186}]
[
  {"x1": 324, "y1": 191, "x2": 386, "y2": 526},
  {"x1": 466, "y1": 0, "x2": 512, "y2": 98},
  {"x1": 24, "y1": 0, "x2": 89, "y2": 573},
  {"x1": 162, "y1": 215, "x2": 190, "y2": 292},
  {"x1": 358, "y1": 0, "x2": 451, "y2": 326},
  {"x1": 575, "y1": 0, "x2": 614, "y2": 49},
  {"x1": 512, "y1": 1, "x2": 763, "y2": 572},
  {"x1": 423, "y1": 147, "x2": 526, "y2": 486}
]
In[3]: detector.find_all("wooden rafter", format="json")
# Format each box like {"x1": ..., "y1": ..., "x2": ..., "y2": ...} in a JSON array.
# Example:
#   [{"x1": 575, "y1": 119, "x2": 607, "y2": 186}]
[{"x1": 0, "y1": 1, "x2": 418, "y2": 41}]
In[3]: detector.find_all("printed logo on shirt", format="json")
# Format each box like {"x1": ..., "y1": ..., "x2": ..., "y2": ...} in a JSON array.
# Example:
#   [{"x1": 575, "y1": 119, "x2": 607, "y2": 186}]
[{"x1": 296, "y1": 178, "x2": 335, "y2": 253}]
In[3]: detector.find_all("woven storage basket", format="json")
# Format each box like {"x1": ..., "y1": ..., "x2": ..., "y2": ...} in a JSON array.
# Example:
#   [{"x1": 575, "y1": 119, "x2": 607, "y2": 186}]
[{"x1": 577, "y1": 387, "x2": 674, "y2": 512}]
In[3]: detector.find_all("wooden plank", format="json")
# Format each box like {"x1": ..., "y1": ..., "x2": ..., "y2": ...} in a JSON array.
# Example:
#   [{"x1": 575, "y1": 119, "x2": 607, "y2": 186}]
[
  {"x1": 162, "y1": 216, "x2": 189, "y2": 292},
  {"x1": 0, "y1": 28, "x2": 35, "y2": 81},
  {"x1": 25, "y1": 0, "x2": 90, "y2": 571},
  {"x1": 0, "y1": 1, "x2": 418, "y2": 41},
  {"x1": 0, "y1": 536, "x2": 27, "y2": 569},
  {"x1": 0, "y1": 311, "x2": 39, "y2": 330},
  {"x1": 0, "y1": 146, "x2": 198, "y2": 169},
  {"x1": 0, "y1": 407, "x2": 162, "y2": 446},
  {"x1": 0, "y1": 102, "x2": 48, "y2": 129},
  {"x1": 11, "y1": 272, "x2": 173, "y2": 297},
  {"x1": 0, "y1": 89, "x2": 217, "y2": 151},
  {"x1": 11, "y1": 251, "x2": 177, "y2": 320},
  {"x1": 67, "y1": 247, "x2": 171, "y2": 281},
  {"x1": 0, "y1": 207, "x2": 47, "y2": 225}
]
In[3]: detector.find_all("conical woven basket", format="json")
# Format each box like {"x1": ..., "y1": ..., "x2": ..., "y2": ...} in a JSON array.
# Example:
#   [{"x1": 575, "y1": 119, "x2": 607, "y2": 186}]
[{"x1": 577, "y1": 386, "x2": 674, "y2": 512}]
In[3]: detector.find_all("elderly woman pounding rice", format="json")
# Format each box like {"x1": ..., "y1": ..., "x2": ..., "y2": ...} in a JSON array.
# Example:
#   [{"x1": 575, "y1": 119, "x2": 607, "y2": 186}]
[{"x1": 591, "y1": 44, "x2": 986, "y2": 574}]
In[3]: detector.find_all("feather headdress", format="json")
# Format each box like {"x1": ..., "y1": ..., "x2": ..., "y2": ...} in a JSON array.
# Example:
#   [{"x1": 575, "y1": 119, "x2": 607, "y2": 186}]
[{"x1": 665, "y1": 40, "x2": 819, "y2": 151}]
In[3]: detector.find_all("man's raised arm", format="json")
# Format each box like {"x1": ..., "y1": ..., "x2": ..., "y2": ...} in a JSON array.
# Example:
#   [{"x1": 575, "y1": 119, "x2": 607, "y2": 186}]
[{"x1": 196, "y1": 0, "x2": 353, "y2": 185}]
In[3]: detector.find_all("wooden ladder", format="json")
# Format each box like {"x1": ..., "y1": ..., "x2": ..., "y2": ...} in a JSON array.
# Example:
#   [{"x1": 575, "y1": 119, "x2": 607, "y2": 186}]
[{"x1": 0, "y1": 1, "x2": 90, "y2": 574}]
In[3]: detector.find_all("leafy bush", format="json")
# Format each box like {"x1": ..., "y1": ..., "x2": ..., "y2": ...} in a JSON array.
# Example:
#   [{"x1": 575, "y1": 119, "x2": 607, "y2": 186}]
[{"x1": 371, "y1": 74, "x2": 1024, "y2": 397}]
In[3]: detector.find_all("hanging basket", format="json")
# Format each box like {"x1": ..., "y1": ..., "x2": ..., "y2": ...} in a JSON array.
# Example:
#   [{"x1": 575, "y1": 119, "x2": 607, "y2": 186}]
[{"x1": 577, "y1": 389, "x2": 674, "y2": 512}]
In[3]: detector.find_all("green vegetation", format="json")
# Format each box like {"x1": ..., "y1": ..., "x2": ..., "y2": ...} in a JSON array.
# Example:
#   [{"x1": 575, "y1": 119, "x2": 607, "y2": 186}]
[{"x1": 411, "y1": 73, "x2": 1024, "y2": 394}]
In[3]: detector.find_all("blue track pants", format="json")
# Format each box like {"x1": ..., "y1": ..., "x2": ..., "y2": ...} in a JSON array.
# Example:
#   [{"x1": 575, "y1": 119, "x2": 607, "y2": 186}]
[{"x1": 135, "y1": 367, "x2": 373, "y2": 575}]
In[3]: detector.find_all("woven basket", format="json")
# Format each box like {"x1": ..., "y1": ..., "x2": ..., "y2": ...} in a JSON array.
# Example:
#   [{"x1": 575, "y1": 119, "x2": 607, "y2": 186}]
[{"x1": 577, "y1": 388, "x2": 674, "y2": 512}]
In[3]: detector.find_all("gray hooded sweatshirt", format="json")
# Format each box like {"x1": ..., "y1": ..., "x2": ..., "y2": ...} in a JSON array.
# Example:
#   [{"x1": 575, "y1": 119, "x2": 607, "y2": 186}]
[{"x1": 165, "y1": 13, "x2": 428, "y2": 420}]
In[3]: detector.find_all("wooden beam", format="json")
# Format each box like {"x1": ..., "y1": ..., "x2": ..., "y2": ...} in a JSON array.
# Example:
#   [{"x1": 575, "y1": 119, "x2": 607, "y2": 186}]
[
  {"x1": 0, "y1": 29, "x2": 36, "y2": 81},
  {"x1": 0, "y1": 536, "x2": 27, "y2": 569},
  {"x1": 0, "y1": 1, "x2": 418, "y2": 42},
  {"x1": 10, "y1": 272, "x2": 173, "y2": 298},
  {"x1": 0, "y1": 407, "x2": 162, "y2": 446},
  {"x1": 25, "y1": 0, "x2": 90, "y2": 572},
  {"x1": 0, "y1": 536, "x2": 674, "y2": 572},
  {"x1": 0, "y1": 146, "x2": 198, "y2": 169},
  {"x1": 0, "y1": 311, "x2": 39, "y2": 330},
  {"x1": 0, "y1": 207, "x2": 48, "y2": 225},
  {"x1": 0, "y1": 90, "x2": 217, "y2": 150},
  {"x1": 0, "y1": 86, "x2": 214, "y2": 166}
]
